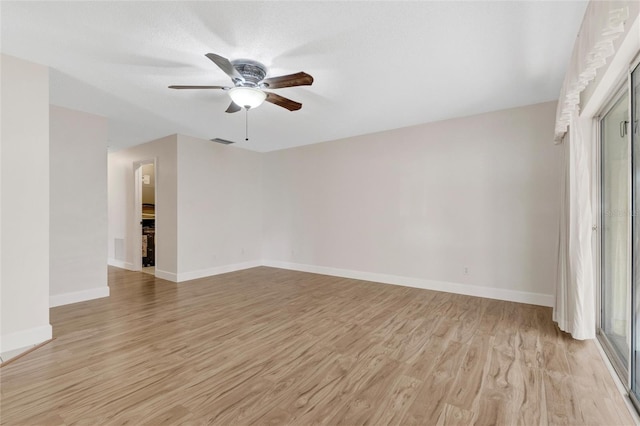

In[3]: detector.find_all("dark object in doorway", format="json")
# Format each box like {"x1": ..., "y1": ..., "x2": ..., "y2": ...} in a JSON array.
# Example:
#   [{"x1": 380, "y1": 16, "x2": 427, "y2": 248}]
[{"x1": 142, "y1": 227, "x2": 155, "y2": 267}]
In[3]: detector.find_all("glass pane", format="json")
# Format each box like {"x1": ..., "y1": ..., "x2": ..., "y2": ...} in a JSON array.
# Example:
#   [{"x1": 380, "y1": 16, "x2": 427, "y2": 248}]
[{"x1": 602, "y1": 90, "x2": 630, "y2": 371}]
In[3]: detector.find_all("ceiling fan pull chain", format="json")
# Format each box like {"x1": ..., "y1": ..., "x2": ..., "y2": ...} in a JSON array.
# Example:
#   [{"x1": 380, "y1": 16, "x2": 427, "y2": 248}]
[{"x1": 245, "y1": 107, "x2": 249, "y2": 141}]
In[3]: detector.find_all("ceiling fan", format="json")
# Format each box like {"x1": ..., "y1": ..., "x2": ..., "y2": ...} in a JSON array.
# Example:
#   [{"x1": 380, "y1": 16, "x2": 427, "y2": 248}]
[{"x1": 169, "y1": 53, "x2": 313, "y2": 113}]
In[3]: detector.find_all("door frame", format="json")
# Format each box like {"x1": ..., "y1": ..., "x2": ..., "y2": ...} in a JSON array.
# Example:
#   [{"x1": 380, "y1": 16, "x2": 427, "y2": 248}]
[
  {"x1": 133, "y1": 158, "x2": 157, "y2": 272},
  {"x1": 630, "y1": 57, "x2": 640, "y2": 409}
]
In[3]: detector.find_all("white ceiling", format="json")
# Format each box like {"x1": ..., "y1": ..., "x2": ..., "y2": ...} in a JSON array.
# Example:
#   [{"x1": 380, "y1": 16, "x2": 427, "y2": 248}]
[{"x1": 1, "y1": 1, "x2": 587, "y2": 152}]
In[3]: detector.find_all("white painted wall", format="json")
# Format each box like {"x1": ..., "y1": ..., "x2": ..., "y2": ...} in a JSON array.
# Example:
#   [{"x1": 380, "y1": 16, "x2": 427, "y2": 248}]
[
  {"x1": 107, "y1": 134, "x2": 262, "y2": 282},
  {"x1": 49, "y1": 105, "x2": 109, "y2": 307},
  {"x1": 0, "y1": 54, "x2": 52, "y2": 352},
  {"x1": 176, "y1": 135, "x2": 262, "y2": 281},
  {"x1": 262, "y1": 101, "x2": 560, "y2": 306},
  {"x1": 105, "y1": 102, "x2": 559, "y2": 305},
  {"x1": 107, "y1": 135, "x2": 178, "y2": 276}
]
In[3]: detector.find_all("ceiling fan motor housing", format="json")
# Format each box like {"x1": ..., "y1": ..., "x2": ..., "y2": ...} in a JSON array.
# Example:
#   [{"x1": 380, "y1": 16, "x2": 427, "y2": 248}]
[
  {"x1": 231, "y1": 59, "x2": 267, "y2": 87},
  {"x1": 169, "y1": 53, "x2": 309, "y2": 112}
]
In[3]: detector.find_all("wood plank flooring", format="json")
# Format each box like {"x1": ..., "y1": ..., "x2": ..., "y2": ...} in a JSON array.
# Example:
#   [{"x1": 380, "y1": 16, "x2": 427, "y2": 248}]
[{"x1": 0, "y1": 266, "x2": 634, "y2": 425}]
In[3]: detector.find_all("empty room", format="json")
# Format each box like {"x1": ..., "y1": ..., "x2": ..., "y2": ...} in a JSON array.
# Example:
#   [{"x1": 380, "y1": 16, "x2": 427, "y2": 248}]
[{"x1": 2, "y1": 1, "x2": 640, "y2": 424}]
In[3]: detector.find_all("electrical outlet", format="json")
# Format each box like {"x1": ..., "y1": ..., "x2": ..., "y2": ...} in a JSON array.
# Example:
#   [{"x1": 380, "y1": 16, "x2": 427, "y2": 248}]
[{"x1": 464, "y1": 266, "x2": 469, "y2": 275}]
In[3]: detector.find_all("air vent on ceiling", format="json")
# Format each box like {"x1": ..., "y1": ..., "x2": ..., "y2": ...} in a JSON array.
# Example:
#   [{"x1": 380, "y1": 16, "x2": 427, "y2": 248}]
[{"x1": 210, "y1": 138, "x2": 235, "y2": 145}]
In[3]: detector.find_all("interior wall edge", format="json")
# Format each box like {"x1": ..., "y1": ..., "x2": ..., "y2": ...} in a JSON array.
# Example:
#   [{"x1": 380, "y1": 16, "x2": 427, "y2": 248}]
[
  {"x1": 262, "y1": 260, "x2": 554, "y2": 307},
  {"x1": 1, "y1": 53, "x2": 51, "y2": 350}
]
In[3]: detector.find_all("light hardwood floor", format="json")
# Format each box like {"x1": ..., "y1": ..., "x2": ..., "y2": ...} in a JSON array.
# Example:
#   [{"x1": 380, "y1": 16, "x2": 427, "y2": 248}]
[{"x1": 0, "y1": 266, "x2": 635, "y2": 425}]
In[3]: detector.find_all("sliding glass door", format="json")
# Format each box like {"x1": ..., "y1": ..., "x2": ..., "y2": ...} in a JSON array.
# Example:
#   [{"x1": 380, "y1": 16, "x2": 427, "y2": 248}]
[
  {"x1": 600, "y1": 62, "x2": 640, "y2": 407},
  {"x1": 631, "y1": 62, "x2": 640, "y2": 400},
  {"x1": 600, "y1": 89, "x2": 631, "y2": 377}
]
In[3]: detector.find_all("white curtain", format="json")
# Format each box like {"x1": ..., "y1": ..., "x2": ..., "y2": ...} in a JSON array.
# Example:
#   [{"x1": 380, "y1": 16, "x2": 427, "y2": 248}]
[
  {"x1": 554, "y1": 2, "x2": 630, "y2": 143},
  {"x1": 554, "y1": 111, "x2": 595, "y2": 340},
  {"x1": 553, "y1": 1, "x2": 632, "y2": 339}
]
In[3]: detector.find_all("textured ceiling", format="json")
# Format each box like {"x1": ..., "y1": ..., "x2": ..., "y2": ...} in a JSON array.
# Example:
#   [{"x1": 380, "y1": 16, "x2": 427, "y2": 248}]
[{"x1": 1, "y1": 1, "x2": 587, "y2": 152}]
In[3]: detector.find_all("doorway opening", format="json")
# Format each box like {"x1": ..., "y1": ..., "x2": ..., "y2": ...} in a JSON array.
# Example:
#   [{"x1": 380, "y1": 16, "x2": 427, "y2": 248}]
[{"x1": 134, "y1": 160, "x2": 156, "y2": 275}]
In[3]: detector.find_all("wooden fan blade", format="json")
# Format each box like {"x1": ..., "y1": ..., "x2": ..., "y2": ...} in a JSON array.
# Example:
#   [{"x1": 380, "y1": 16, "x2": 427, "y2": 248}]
[
  {"x1": 225, "y1": 102, "x2": 241, "y2": 113},
  {"x1": 205, "y1": 53, "x2": 244, "y2": 82},
  {"x1": 265, "y1": 92, "x2": 302, "y2": 111},
  {"x1": 262, "y1": 72, "x2": 313, "y2": 89},
  {"x1": 168, "y1": 85, "x2": 229, "y2": 90}
]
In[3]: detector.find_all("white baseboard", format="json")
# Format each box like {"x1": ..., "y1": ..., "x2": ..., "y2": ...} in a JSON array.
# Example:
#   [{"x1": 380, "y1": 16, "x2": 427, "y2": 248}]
[
  {"x1": 0, "y1": 324, "x2": 52, "y2": 353},
  {"x1": 262, "y1": 260, "x2": 554, "y2": 307},
  {"x1": 108, "y1": 258, "x2": 134, "y2": 270},
  {"x1": 155, "y1": 269, "x2": 178, "y2": 282},
  {"x1": 50, "y1": 286, "x2": 110, "y2": 308},
  {"x1": 176, "y1": 260, "x2": 262, "y2": 282},
  {"x1": 110, "y1": 258, "x2": 553, "y2": 307}
]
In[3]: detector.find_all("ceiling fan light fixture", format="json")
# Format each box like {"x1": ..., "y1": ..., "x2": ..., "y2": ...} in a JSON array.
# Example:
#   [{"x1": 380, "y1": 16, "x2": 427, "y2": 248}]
[{"x1": 228, "y1": 87, "x2": 266, "y2": 109}]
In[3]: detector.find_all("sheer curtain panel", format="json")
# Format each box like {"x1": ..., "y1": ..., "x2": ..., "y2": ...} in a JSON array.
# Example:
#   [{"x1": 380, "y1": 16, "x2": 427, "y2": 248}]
[
  {"x1": 554, "y1": 113, "x2": 595, "y2": 339},
  {"x1": 553, "y1": 1, "x2": 633, "y2": 339}
]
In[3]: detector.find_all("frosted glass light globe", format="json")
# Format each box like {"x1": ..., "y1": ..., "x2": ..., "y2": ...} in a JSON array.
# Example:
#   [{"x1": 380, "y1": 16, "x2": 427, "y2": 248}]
[{"x1": 228, "y1": 87, "x2": 266, "y2": 109}]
